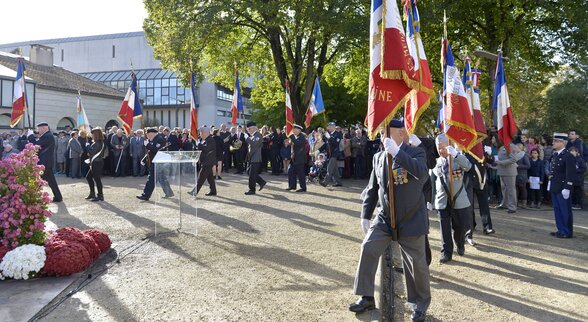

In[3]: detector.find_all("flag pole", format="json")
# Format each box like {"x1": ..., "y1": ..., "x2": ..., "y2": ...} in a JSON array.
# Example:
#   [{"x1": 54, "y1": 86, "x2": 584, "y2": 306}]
[{"x1": 385, "y1": 125, "x2": 396, "y2": 232}]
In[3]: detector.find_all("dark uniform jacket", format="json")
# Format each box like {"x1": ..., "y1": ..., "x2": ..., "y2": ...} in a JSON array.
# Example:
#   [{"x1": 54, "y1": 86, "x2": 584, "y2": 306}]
[
  {"x1": 549, "y1": 148, "x2": 576, "y2": 193},
  {"x1": 167, "y1": 134, "x2": 180, "y2": 151},
  {"x1": 246, "y1": 132, "x2": 263, "y2": 163},
  {"x1": 30, "y1": 131, "x2": 56, "y2": 169},
  {"x1": 361, "y1": 144, "x2": 429, "y2": 239},
  {"x1": 198, "y1": 135, "x2": 217, "y2": 167},
  {"x1": 289, "y1": 133, "x2": 307, "y2": 165},
  {"x1": 88, "y1": 141, "x2": 106, "y2": 163},
  {"x1": 146, "y1": 134, "x2": 167, "y2": 166},
  {"x1": 465, "y1": 153, "x2": 489, "y2": 191},
  {"x1": 325, "y1": 131, "x2": 342, "y2": 159}
]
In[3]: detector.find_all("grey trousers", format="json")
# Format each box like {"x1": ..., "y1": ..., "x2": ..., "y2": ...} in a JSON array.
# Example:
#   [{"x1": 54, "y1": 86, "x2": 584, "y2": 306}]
[
  {"x1": 353, "y1": 224, "x2": 431, "y2": 313},
  {"x1": 324, "y1": 157, "x2": 342, "y2": 185},
  {"x1": 499, "y1": 175, "x2": 517, "y2": 211},
  {"x1": 70, "y1": 157, "x2": 81, "y2": 178}
]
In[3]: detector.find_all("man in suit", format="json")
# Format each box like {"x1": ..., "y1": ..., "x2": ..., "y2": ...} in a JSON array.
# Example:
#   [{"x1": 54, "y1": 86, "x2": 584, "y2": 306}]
[
  {"x1": 548, "y1": 132, "x2": 576, "y2": 238},
  {"x1": 430, "y1": 134, "x2": 472, "y2": 263},
  {"x1": 244, "y1": 122, "x2": 266, "y2": 195},
  {"x1": 136, "y1": 128, "x2": 174, "y2": 201},
  {"x1": 492, "y1": 143, "x2": 523, "y2": 213},
  {"x1": 189, "y1": 126, "x2": 217, "y2": 196},
  {"x1": 321, "y1": 122, "x2": 343, "y2": 187},
  {"x1": 29, "y1": 122, "x2": 63, "y2": 202},
  {"x1": 236, "y1": 125, "x2": 247, "y2": 174},
  {"x1": 286, "y1": 124, "x2": 307, "y2": 192},
  {"x1": 105, "y1": 126, "x2": 117, "y2": 175},
  {"x1": 110, "y1": 129, "x2": 129, "y2": 177},
  {"x1": 130, "y1": 129, "x2": 146, "y2": 177},
  {"x1": 68, "y1": 130, "x2": 83, "y2": 179},
  {"x1": 349, "y1": 119, "x2": 431, "y2": 322}
]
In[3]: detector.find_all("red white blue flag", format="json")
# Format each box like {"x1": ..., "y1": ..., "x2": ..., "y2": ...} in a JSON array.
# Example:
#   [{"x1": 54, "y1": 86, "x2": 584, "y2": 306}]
[
  {"x1": 463, "y1": 56, "x2": 487, "y2": 161},
  {"x1": 117, "y1": 72, "x2": 142, "y2": 135},
  {"x1": 366, "y1": 0, "x2": 416, "y2": 138},
  {"x1": 403, "y1": 0, "x2": 433, "y2": 134},
  {"x1": 493, "y1": 51, "x2": 517, "y2": 152},
  {"x1": 305, "y1": 77, "x2": 325, "y2": 127},
  {"x1": 231, "y1": 66, "x2": 243, "y2": 126},
  {"x1": 10, "y1": 58, "x2": 27, "y2": 128},
  {"x1": 189, "y1": 71, "x2": 198, "y2": 140},
  {"x1": 285, "y1": 81, "x2": 294, "y2": 136}
]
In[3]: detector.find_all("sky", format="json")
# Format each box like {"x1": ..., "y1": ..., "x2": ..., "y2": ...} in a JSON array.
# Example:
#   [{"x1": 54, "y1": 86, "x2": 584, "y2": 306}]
[{"x1": 0, "y1": 0, "x2": 148, "y2": 44}]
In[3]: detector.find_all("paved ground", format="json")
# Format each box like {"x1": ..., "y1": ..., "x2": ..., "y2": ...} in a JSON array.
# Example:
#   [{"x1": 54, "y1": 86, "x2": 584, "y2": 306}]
[{"x1": 28, "y1": 172, "x2": 588, "y2": 321}]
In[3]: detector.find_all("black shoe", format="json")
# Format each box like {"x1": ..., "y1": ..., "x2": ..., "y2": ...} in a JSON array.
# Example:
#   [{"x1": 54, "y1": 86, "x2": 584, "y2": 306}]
[
  {"x1": 217, "y1": 176, "x2": 222, "y2": 180},
  {"x1": 52, "y1": 198, "x2": 63, "y2": 203},
  {"x1": 549, "y1": 231, "x2": 558, "y2": 237},
  {"x1": 348, "y1": 297, "x2": 375, "y2": 313},
  {"x1": 85, "y1": 194, "x2": 96, "y2": 200},
  {"x1": 296, "y1": 189, "x2": 306, "y2": 193},
  {"x1": 483, "y1": 228, "x2": 495, "y2": 235},
  {"x1": 163, "y1": 193, "x2": 175, "y2": 199},
  {"x1": 259, "y1": 182, "x2": 266, "y2": 191},
  {"x1": 555, "y1": 232, "x2": 572, "y2": 238},
  {"x1": 205, "y1": 192, "x2": 217, "y2": 196},
  {"x1": 439, "y1": 254, "x2": 452, "y2": 263},
  {"x1": 507, "y1": 210, "x2": 516, "y2": 213},
  {"x1": 333, "y1": 183, "x2": 342, "y2": 187},
  {"x1": 245, "y1": 190, "x2": 256, "y2": 195},
  {"x1": 136, "y1": 195, "x2": 149, "y2": 201},
  {"x1": 457, "y1": 247, "x2": 465, "y2": 256},
  {"x1": 91, "y1": 195, "x2": 103, "y2": 202},
  {"x1": 411, "y1": 310, "x2": 426, "y2": 322},
  {"x1": 285, "y1": 187, "x2": 295, "y2": 191},
  {"x1": 319, "y1": 181, "x2": 327, "y2": 187}
]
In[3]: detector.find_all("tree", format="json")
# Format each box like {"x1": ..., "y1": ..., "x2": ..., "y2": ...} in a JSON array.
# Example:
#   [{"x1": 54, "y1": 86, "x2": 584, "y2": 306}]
[{"x1": 143, "y1": 0, "x2": 367, "y2": 126}]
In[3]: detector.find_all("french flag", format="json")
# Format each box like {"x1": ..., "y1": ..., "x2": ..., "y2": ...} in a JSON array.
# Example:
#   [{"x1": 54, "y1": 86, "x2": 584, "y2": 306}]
[
  {"x1": 189, "y1": 71, "x2": 198, "y2": 140},
  {"x1": 403, "y1": 0, "x2": 433, "y2": 134},
  {"x1": 366, "y1": 0, "x2": 415, "y2": 138},
  {"x1": 117, "y1": 72, "x2": 142, "y2": 135},
  {"x1": 10, "y1": 58, "x2": 27, "y2": 128},
  {"x1": 305, "y1": 77, "x2": 325, "y2": 127},
  {"x1": 493, "y1": 51, "x2": 517, "y2": 152},
  {"x1": 285, "y1": 81, "x2": 294, "y2": 136},
  {"x1": 442, "y1": 41, "x2": 477, "y2": 152},
  {"x1": 463, "y1": 56, "x2": 487, "y2": 161},
  {"x1": 231, "y1": 67, "x2": 243, "y2": 126}
]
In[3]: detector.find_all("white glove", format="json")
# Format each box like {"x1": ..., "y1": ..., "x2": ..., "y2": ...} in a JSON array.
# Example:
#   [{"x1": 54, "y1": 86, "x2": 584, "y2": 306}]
[
  {"x1": 324, "y1": 132, "x2": 331, "y2": 139},
  {"x1": 360, "y1": 219, "x2": 370, "y2": 235},
  {"x1": 426, "y1": 202, "x2": 433, "y2": 211},
  {"x1": 409, "y1": 134, "x2": 421, "y2": 147},
  {"x1": 484, "y1": 146, "x2": 492, "y2": 155},
  {"x1": 144, "y1": 140, "x2": 149, "y2": 146},
  {"x1": 446, "y1": 146, "x2": 458, "y2": 158},
  {"x1": 562, "y1": 189, "x2": 570, "y2": 200},
  {"x1": 383, "y1": 137, "x2": 399, "y2": 157},
  {"x1": 140, "y1": 160, "x2": 145, "y2": 166},
  {"x1": 27, "y1": 129, "x2": 34, "y2": 136}
]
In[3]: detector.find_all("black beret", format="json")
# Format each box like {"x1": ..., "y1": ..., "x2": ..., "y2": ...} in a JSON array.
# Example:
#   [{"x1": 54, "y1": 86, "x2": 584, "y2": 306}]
[
  {"x1": 36, "y1": 122, "x2": 49, "y2": 127},
  {"x1": 146, "y1": 128, "x2": 159, "y2": 133},
  {"x1": 388, "y1": 118, "x2": 405, "y2": 128},
  {"x1": 246, "y1": 121, "x2": 256, "y2": 128}
]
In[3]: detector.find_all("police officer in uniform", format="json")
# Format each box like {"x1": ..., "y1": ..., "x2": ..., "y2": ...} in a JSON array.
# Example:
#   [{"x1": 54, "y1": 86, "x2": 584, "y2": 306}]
[
  {"x1": 321, "y1": 122, "x2": 343, "y2": 187},
  {"x1": 548, "y1": 132, "x2": 576, "y2": 238},
  {"x1": 29, "y1": 122, "x2": 63, "y2": 202},
  {"x1": 189, "y1": 126, "x2": 217, "y2": 196},
  {"x1": 244, "y1": 122, "x2": 266, "y2": 195},
  {"x1": 136, "y1": 128, "x2": 174, "y2": 201},
  {"x1": 286, "y1": 124, "x2": 307, "y2": 192},
  {"x1": 431, "y1": 134, "x2": 472, "y2": 263},
  {"x1": 350, "y1": 119, "x2": 431, "y2": 322}
]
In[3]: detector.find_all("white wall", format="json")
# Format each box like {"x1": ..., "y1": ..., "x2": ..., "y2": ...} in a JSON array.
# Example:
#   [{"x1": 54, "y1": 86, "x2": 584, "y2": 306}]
[{"x1": 35, "y1": 88, "x2": 122, "y2": 130}]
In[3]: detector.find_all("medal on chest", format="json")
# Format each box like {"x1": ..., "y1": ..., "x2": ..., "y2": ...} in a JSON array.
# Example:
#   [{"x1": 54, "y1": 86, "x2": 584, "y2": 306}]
[{"x1": 393, "y1": 167, "x2": 408, "y2": 185}]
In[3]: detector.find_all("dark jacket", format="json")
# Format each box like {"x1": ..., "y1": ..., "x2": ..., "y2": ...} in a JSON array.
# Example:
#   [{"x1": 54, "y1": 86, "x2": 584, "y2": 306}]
[
  {"x1": 516, "y1": 153, "x2": 531, "y2": 185},
  {"x1": 88, "y1": 141, "x2": 106, "y2": 163},
  {"x1": 30, "y1": 131, "x2": 55, "y2": 169},
  {"x1": 362, "y1": 144, "x2": 429, "y2": 239},
  {"x1": 528, "y1": 158, "x2": 545, "y2": 179},
  {"x1": 167, "y1": 134, "x2": 181, "y2": 151},
  {"x1": 213, "y1": 135, "x2": 224, "y2": 160},
  {"x1": 465, "y1": 153, "x2": 488, "y2": 191},
  {"x1": 549, "y1": 149, "x2": 576, "y2": 193},
  {"x1": 198, "y1": 135, "x2": 217, "y2": 167},
  {"x1": 573, "y1": 155, "x2": 586, "y2": 186},
  {"x1": 325, "y1": 131, "x2": 342, "y2": 159},
  {"x1": 145, "y1": 134, "x2": 168, "y2": 166},
  {"x1": 290, "y1": 133, "x2": 307, "y2": 165}
]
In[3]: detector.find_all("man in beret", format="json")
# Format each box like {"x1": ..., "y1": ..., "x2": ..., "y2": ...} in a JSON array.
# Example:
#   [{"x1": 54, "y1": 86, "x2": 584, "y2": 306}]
[
  {"x1": 244, "y1": 121, "x2": 266, "y2": 195},
  {"x1": 136, "y1": 128, "x2": 174, "y2": 201},
  {"x1": 286, "y1": 124, "x2": 307, "y2": 192},
  {"x1": 350, "y1": 119, "x2": 431, "y2": 321},
  {"x1": 29, "y1": 122, "x2": 63, "y2": 202},
  {"x1": 547, "y1": 132, "x2": 576, "y2": 238},
  {"x1": 189, "y1": 126, "x2": 217, "y2": 196}
]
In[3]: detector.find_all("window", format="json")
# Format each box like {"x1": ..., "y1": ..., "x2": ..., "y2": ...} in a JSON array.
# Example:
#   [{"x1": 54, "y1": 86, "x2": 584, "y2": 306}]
[
  {"x1": 112, "y1": 45, "x2": 116, "y2": 58},
  {"x1": 61, "y1": 49, "x2": 64, "y2": 62},
  {"x1": 162, "y1": 78, "x2": 169, "y2": 87},
  {"x1": 1, "y1": 80, "x2": 12, "y2": 107}
]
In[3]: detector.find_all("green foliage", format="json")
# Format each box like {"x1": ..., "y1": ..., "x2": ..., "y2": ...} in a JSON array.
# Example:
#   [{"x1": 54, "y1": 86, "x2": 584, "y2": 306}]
[{"x1": 543, "y1": 76, "x2": 588, "y2": 134}]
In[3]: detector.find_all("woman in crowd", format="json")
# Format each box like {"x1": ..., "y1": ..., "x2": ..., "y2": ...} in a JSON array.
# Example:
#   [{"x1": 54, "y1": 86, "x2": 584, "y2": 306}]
[
  {"x1": 56, "y1": 130, "x2": 68, "y2": 174},
  {"x1": 310, "y1": 131, "x2": 326, "y2": 163},
  {"x1": 527, "y1": 148, "x2": 544, "y2": 209},
  {"x1": 342, "y1": 132, "x2": 352, "y2": 178},
  {"x1": 86, "y1": 127, "x2": 106, "y2": 202},
  {"x1": 281, "y1": 138, "x2": 291, "y2": 175},
  {"x1": 68, "y1": 131, "x2": 83, "y2": 179},
  {"x1": 515, "y1": 143, "x2": 530, "y2": 209},
  {"x1": 180, "y1": 132, "x2": 194, "y2": 151},
  {"x1": 213, "y1": 128, "x2": 224, "y2": 180},
  {"x1": 2, "y1": 143, "x2": 18, "y2": 159},
  {"x1": 269, "y1": 127, "x2": 284, "y2": 175},
  {"x1": 261, "y1": 125, "x2": 271, "y2": 172}
]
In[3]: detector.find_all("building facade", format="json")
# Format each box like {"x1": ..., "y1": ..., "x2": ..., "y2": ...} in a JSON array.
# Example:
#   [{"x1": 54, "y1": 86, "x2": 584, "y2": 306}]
[{"x1": 0, "y1": 32, "x2": 251, "y2": 130}]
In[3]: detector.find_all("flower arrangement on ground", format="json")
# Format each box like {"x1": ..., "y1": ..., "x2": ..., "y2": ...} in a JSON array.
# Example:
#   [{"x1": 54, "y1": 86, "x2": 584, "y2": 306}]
[{"x1": 0, "y1": 244, "x2": 46, "y2": 280}]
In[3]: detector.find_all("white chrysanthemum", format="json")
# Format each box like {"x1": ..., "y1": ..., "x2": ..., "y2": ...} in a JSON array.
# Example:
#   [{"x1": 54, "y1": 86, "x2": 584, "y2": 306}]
[
  {"x1": 0, "y1": 244, "x2": 46, "y2": 280},
  {"x1": 44, "y1": 220, "x2": 59, "y2": 235}
]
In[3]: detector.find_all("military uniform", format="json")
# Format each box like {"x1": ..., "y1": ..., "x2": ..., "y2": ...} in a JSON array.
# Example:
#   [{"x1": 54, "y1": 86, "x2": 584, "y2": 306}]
[
  {"x1": 287, "y1": 128, "x2": 307, "y2": 191},
  {"x1": 192, "y1": 134, "x2": 217, "y2": 195},
  {"x1": 245, "y1": 123, "x2": 266, "y2": 194},
  {"x1": 548, "y1": 133, "x2": 576, "y2": 238},
  {"x1": 353, "y1": 142, "x2": 431, "y2": 316},
  {"x1": 138, "y1": 132, "x2": 173, "y2": 200},
  {"x1": 431, "y1": 151, "x2": 472, "y2": 260}
]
